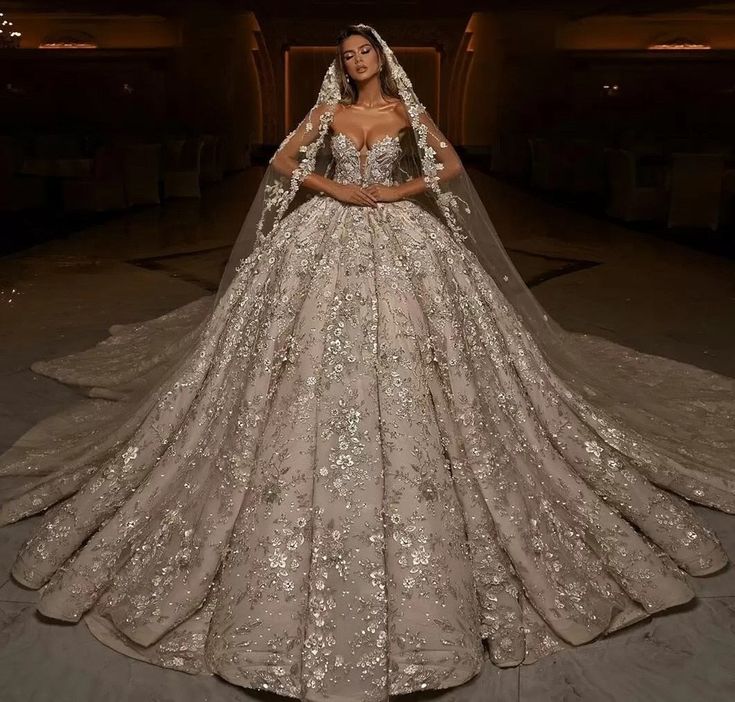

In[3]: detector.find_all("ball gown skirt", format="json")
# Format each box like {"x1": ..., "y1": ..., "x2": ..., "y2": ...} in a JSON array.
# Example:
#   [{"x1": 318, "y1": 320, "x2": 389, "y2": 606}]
[{"x1": 0, "y1": 132, "x2": 734, "y2": 702}]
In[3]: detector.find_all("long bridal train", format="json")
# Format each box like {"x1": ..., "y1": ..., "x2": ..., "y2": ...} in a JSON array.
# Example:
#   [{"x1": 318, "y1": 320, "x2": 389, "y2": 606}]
[{"x1": 0, "y1": 180, "x2": 734, "y2": 699}]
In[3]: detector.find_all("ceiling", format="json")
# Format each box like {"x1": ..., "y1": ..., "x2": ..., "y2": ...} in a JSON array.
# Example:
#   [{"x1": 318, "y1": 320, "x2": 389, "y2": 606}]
[{"x1": 3, "y1": 0, "x2": 733, "y2": 18}]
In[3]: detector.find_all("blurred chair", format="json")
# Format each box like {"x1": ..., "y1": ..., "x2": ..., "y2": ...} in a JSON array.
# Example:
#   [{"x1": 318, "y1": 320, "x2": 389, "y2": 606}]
[
  {"x1": 667, "y1": 152, "x2": 725, "y2": 231},
  {"x1": 122, "y1": 144, "x2": 162, "y2": 206},
  {"x1": 562, "y1": 139, "x2": 606, "y2": 194},
  {"x1": 164, "y1": 137, "x2": 204, "y2": 198},
  {"x1": 605, "y1": 148, "x2": 668, "y2": 222},
  {"x1": 617, "y1": 131, "x2": 666, "y2": 158},
  {"x1": 163, "y1": 137, "x2": 186, "y2": 172},
  {"x1": 529, "y1": 137, "x2": 606, "y2": 194},
  {"x1": 200, "y1": 134, "x2": 224, "y2": 183},
  {"x1": 0, "y1": 136, "x2": 46, "y2": 211},
  {"x1": 34, "y1": 134, "x2": 82, "y2": 159},
  {"x1": 62, "y1": 145, "x2": 126, "y2": 212}
]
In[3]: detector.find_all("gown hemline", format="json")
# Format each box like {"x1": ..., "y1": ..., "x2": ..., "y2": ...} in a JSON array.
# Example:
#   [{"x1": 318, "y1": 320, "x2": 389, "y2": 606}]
[{"x1": 8, "y1": 556, "x2": 709, "y2": 702}]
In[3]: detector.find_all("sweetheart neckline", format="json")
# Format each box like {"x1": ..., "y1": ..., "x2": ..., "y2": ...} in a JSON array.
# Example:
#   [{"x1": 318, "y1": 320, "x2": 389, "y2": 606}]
[{"x1": 331, "y1": 131, "x2": 402, "y2": 155}]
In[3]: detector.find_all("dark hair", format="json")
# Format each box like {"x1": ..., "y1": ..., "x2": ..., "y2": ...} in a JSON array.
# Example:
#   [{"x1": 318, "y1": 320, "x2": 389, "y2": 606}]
[{"x1": 335, "y1": 25, "x2": 401, "y2": 104}]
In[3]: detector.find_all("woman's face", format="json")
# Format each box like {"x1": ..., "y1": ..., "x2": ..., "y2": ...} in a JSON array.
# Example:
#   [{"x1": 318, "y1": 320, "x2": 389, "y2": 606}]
[{"x1": 340, "y1": 34, "x2": 380, "y2": 83}]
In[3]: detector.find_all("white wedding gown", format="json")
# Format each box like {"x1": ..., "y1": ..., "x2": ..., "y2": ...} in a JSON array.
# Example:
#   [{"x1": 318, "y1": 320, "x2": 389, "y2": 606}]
[{"x1": 1, "y1": 130, "x2": 734, "y2": 702}]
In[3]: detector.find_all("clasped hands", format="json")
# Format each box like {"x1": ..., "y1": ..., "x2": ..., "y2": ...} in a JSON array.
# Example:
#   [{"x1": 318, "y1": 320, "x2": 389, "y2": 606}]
[{"x1": 329, "y1": 182, "x2": 405, "y2": 207}]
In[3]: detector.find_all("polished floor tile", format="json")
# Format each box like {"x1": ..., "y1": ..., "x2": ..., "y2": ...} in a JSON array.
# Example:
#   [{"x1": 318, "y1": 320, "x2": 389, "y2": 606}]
[{"x1": 518, "y1": 598, "x2": 735, "y2": 702}]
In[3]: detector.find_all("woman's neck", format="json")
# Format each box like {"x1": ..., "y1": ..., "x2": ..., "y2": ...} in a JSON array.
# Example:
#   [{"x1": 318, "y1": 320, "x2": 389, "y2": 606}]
[{"x1": 354, "y1": 76, "x2": 387, "y2": 108}]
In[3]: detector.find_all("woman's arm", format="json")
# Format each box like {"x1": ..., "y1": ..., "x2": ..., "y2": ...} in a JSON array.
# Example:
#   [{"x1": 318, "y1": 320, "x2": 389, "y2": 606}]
[
  {"x1": 272, "y1": 129, "x2": 339, "y2": 196},
  {"x1": 271, "y1": 104, "x2": 377, "y2": 206},
  {"x1": 300, "y1": 172, "x2": 341, "y2": 198},
  {"x1": 368, "y1": 107, "x2": 463, "y2": 202},
  {"x1": 400, "y1": 110, "x2": 463, "y2": 190},
  {"x1": 271, "y1": 104, "x2": 330, "y2": 180}
]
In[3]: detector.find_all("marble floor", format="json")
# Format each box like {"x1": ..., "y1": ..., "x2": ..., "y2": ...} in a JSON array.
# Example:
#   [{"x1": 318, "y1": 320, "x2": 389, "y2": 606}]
[{"x1": 0, "y1": 169, "x2": 733, "y2": 701}]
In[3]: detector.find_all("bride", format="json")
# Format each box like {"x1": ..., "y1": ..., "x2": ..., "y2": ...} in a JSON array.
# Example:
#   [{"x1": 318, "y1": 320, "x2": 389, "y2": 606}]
[{"x1": 1, "y1": 22, "x2": 734, "y2": 702}]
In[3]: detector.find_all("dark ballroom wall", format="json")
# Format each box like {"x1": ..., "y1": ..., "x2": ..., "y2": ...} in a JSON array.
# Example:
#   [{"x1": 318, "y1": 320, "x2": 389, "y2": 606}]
[
  {"x1": 174, "y1": 7, "x2": 262, "y2": 170},
  {"x1": 0, "y1": 8, "x2": 262, "y2": 171},
  {"x1": 461, "y1": 6, "x2": 735, "y2": 147},
  {"x1": 2, "y1": 4, "x2": 735, "y2": 157},
  {"x1": 0, "y1": 50, "x2": 172, "y2": 134},
  {"x1": 462, "y1": 11, "x2": 568, "y2": 146}
]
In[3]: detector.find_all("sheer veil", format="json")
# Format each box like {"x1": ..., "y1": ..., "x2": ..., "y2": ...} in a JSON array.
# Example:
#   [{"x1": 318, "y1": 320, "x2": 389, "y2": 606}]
[{"x1": 1, "y1": 23, "x2": 734, "y2": 526}]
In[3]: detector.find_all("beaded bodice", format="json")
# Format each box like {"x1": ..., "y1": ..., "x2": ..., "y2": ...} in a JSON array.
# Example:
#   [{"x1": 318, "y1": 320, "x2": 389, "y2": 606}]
[{"x1": 331, "y1": 132, "x2": 401, "y2": 186}]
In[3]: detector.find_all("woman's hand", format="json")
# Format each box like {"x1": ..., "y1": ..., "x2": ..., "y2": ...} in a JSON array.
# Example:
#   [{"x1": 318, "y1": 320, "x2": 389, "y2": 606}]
[
  {"x1": 364, "y1": 184, "x2": 405, "y2": 203},
  {"x1": 329, "y1": 182, "x2": 378, "y2": 207}
]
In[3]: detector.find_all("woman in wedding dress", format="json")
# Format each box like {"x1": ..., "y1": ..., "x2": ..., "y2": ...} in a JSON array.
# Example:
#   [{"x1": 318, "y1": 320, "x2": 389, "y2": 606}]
[{"x1": 1, "y1": 22, "x2": 734, "y2": 702}]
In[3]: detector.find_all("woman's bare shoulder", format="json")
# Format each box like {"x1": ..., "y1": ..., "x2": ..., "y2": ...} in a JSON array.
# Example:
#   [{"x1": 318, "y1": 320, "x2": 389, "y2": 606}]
[{"x1": 388, "y1": 98, "x2": 411, "y2": 127}]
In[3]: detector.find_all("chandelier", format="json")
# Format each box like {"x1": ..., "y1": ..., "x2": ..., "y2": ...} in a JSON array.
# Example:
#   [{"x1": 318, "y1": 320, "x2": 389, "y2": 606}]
[{"x1": 0, "y1": 11, "x2": 21, "y2": 48}]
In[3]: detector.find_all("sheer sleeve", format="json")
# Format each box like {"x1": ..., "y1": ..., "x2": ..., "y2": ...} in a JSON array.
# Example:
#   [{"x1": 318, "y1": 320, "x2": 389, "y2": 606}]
[
  {"x1": 271, "y1": 104, "x2": 333, "y2": 179},
  {"x1": 417, "y1": 111, "x2": 463, "y2": 182}
]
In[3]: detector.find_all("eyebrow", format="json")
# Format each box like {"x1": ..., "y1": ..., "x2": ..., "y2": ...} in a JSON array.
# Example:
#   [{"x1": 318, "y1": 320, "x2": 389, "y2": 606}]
[{"x1": 342, "y1": 43, "x2": 371, "y2": 55}]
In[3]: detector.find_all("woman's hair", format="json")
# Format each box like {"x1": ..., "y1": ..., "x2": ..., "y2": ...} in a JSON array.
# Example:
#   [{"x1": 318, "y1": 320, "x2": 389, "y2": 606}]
[{"x1": 335, "y1": 25, "x2": 401, "y2": 104}]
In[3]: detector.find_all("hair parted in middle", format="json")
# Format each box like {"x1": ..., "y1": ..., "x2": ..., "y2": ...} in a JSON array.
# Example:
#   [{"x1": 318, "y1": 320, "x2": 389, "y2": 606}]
[{"x1": 334, "y1": 24, "x2": 401, "y2": 105}]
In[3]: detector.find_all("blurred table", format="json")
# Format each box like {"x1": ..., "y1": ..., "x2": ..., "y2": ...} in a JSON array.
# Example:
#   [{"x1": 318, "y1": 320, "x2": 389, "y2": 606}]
[
  {"x1": 20, "y1": 158, "x2": 94, "y2": 178},
  {"x1": 17, "y1": 158, "x2": 94, "y2": 212},
  {"x1": 635, "y1": 152, "x2": 735, "y2": 189}
]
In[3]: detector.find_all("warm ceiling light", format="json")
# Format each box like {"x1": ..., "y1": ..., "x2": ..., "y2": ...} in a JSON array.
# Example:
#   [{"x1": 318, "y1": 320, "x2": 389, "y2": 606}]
[
  {"x1": 648, "y1": 37, "x2": 711, "y2": 50},
  {"x1": 39, "y1": 31, "x2": 97, "y2": 49},
  {"x1": 39, "y1": 42, "x2": 97, "y2": 49}
]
